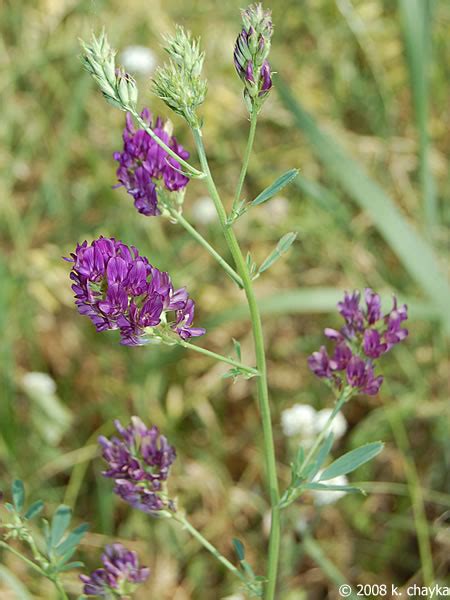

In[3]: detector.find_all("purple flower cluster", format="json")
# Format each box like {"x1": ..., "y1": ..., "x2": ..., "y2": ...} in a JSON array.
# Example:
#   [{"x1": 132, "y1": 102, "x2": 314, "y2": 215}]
[
  {"x1": 66, "y1": 236, "x2": 205, "y2": 346},
  {"x1": 234, "y1": 4, "x2": 273, "y2": 103},
  {"x1": 80, "y1": 543, "x2": 149, "y2": 598},
  {"x1": 114, "y1": 108, "x2": 189, "y2": 216},
  {"x1": 308, "y1": 289, "x2": 408, "y2": 396},
  {"x1": 99, "y1": 417, "x2": 177, "y2": 516},
  {"x1": 234, "y1": 32, "x2": 272, "y2": 97}
]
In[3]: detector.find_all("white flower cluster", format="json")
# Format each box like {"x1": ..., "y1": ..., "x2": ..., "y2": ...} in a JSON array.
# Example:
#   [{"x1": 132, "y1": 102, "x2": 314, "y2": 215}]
[
  {"x1": 281, "y1": 403, "x2": 347, "y2": 443},
  {"x1": 281, "y1": 403, "x2": 350, "y2": 506}
]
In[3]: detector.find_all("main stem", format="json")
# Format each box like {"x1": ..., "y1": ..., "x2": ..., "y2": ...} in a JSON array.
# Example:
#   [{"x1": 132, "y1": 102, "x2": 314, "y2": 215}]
[{"x1": 191, "y1": 127, "x2": 280, "y2": 600}]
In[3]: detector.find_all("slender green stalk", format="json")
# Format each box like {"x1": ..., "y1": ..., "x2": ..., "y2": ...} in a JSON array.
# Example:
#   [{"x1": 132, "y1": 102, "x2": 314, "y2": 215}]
[
  {"x1": 178, "y1": 339, "x2": 258, "y2": 376},
  {"x1": 173, "y1": 211, "x2": 243, "y2": 287},
  {"x1": 302, "y1": 534, "x2": 358, "y2": 600},
  {"x1": 174, "y1": 514, "x2": 246, "y2": 583},
  {"x1": 191, "y1": 126, "x2": 280, "y2": 600},
  {"x1": 53, "y1": 578, "x2": 69, "y2": 600},
  {"x1": 386, "y1": 395, "x2": 434, "y2": 587},
  {"x1": 301, "y1": 389, "x2": 349, "y2": 472},
  {"x1": 0, "y1": 542, "x2": 47, "y2": 577},
  {"x1": 130, "y1": 108, "x2": 205, "y2": 179},
  {"x1": 232, "y1": 111, "x2": 258, "y2": 213}
]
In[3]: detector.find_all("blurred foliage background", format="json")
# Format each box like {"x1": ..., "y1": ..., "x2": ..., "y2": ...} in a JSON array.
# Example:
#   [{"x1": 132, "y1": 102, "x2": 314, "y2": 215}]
[{"x1": 0, "y1": 0, "x2": 449, "y2": 598}]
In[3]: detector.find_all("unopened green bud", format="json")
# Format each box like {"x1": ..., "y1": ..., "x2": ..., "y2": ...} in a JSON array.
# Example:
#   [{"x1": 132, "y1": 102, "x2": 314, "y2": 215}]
[{"x1": 153, "y1": 26, "x2": 207, "y2": 127}]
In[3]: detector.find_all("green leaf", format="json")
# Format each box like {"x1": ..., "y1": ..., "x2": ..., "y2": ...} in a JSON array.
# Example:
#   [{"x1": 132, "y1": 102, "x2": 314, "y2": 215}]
[
  {"x1": 232, "y1": 338, "x2": 241, "y2": 361},
  {"x1": 55, "y1": 523, "x2": 89, "y2": 557},
  {"x1": 58, "y1": 561, "x2": 84, "y2": 572},
  {"x1": 251, "y1": 168, "x2": 299, "y2": 206},
  {"x1": 304, "y1": 482, "x2": 363, "y2": 494},
  {"x1": 277, "y1": 79, "x2": 450, "y2": 330},
  {"x1": 50, "y1": 505, "x2": 72, "y2": 548},
  {"x1": 232, "y1": 538, "x2": 245, "y2": 561},
  {"x1": 24, "y1": 500, "x2": 44, "y2": 521},
  {"x1": 12, "y1": 480, "x2": 25, "y2": 513},
  {"x1": 319, "y1": 442, "x2": 384, "y2": 481},
  {"x1": 258, "y1": 232, "x2": 297, "y2": 274}
]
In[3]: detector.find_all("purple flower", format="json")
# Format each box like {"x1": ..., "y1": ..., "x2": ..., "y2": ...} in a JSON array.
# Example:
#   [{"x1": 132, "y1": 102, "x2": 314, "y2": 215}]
[
  {"x1": 80, "y1": 543, "x2": 149, "y2": 597},
  {"x1": 338, "y1": 290, "x2": 364, "y2": 333},
  {"x1": 308, "y1": 288, "x2": 408, "y2": 396},
  {"x1": 173, "y1": 298, "x2": 206, "y2": 340},
  {"x1": 114, "y1": 109, "x2": 189, "y2": 216},
  {"x1": 363, "y1": 329, "x2": 387, "y2": 359},
  {"x1": 346, "y1": 356, "x2": 367, "y2": 388},
  {"x1": 66, "y1": 236, "x2": 205, "y2": 346},
  {"x1": 365, "y1": 288, "x2": 381, "y2": 325},
  {"x1": 307, "y1": 346, "x2": 332, "y2": 378},
  {"x1": 99, "y1": 417, "x2": 176, "y2": 516}
]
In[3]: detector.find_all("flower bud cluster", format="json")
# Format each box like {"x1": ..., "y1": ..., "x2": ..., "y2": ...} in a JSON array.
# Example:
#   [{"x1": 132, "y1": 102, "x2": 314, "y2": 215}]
[
  {"x1": 99, "y1": 417, "x2": 177, "y2": 516},
  {"x1": 80, "y1": 31, "x2": 138, "y2": 110},
  {"x1": 234, "y1": 3, "x2": 273, "y2": 113},
  {"x1": 308, "y1": 289, "x2": 408, "y2": 396},
  {"x1": 153, "y1": 26, "x2": 207, "y2": 127}
]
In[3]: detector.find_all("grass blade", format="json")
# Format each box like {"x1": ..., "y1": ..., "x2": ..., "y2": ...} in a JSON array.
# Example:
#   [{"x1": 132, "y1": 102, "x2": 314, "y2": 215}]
[
  {"x1": 276, "y1": 79, "x2": 449, "y2": 328},
  {"x1": 399, "y1": 0, "x2": 437, "y2": 234}
]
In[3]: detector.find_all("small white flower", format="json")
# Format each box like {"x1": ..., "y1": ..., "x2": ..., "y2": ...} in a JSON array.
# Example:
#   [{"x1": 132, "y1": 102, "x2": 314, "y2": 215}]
[
  {"x1": 312, "y1": 474, "x2": 349, "y2": 506},
  {"x1": 281, "y1": 404, "x2": 317, "y2": 438},
  {"x1": 120, "y1": 45, "x2": 156, "y2": 75},
  {"x1": 22, "y1": 372, "x2": 56, "y2": 397},
  {"x1": 315, "y1": 408, "x2": 348, "y2": 440},
  {"x1": 191, "y1": 196, "x2": 217, "y2": 225}
]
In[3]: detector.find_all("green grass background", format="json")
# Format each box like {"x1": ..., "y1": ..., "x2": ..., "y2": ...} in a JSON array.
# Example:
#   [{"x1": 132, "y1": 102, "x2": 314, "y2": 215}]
[{"x1": 0, "y1": 0, "x2": 449, "y2": 598}]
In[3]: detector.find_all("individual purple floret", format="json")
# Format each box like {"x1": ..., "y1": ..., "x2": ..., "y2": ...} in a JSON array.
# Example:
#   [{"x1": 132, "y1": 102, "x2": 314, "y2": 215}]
[
  {"x1": 99, "y1": 417, "x2": 176, "y2": 516},
  {"x1": 308, "y1": 289, "x2": 408, "y2": 395},
  {"x1": 65, "y1": 236, "x2": 205, "y2": 346},
  {"x1": 80, "y1": 543, "x2": 149, "y2": 598},
  {"x1": 114, "y1": 108, "x2": 189, "y2": 216},
  {"x1": 234, "y1": 4, "x2": 273, "y2": 108}
]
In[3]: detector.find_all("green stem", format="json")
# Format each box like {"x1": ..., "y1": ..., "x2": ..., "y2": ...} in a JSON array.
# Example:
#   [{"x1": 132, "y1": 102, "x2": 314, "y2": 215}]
[
  {"x1": 0, "y1": 541, "x2": 47, "y2": 578},
  {"x1": 178, "y1": 339, "x2": 258, "y2": 376},
  {"x1": 232, "y1": 111, "x2": 258, "y2": 212},
  {"x1": 174, "y1": 514, "x2": 246, "y2": 583},
  {"x1": 174, "y1": 212, "x2": 243, "y2": 288},
  {"x1": 53, "y1": 578, "x2": 69, "y2": 600},
  {"x1": 191, "y1": 126, "x2": 280, "y2": 600},
  {"x1": 301, "y1": 389, "x2": 350, "y2": 473},
  {"x1": 130, "y1": 108, "x2": 205, "y2": 179}
]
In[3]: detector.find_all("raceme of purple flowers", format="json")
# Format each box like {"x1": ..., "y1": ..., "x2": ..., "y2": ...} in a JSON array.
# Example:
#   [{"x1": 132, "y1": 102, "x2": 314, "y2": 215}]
[
  {"x1": 308, "y1": 289, "x2": 408, "y2": 395},
  {"x1": 80, "y1": 543, "x2": 149, "y2": 598},
  {"x1": 234, "y1": 4, "x2": 273, "y2": 99},
  {"x1": 234, "y1": 31, "x2": 272, "y2": 97},
  {"x1": 99, "y1": 417, "x2": 177, "y2": 516},
  {"x1": 66, "y1": 236, "x2": 205, "y2": 346},
  {"x1": 114, "y1": 108, "x2": 189, "y2": 216}
]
